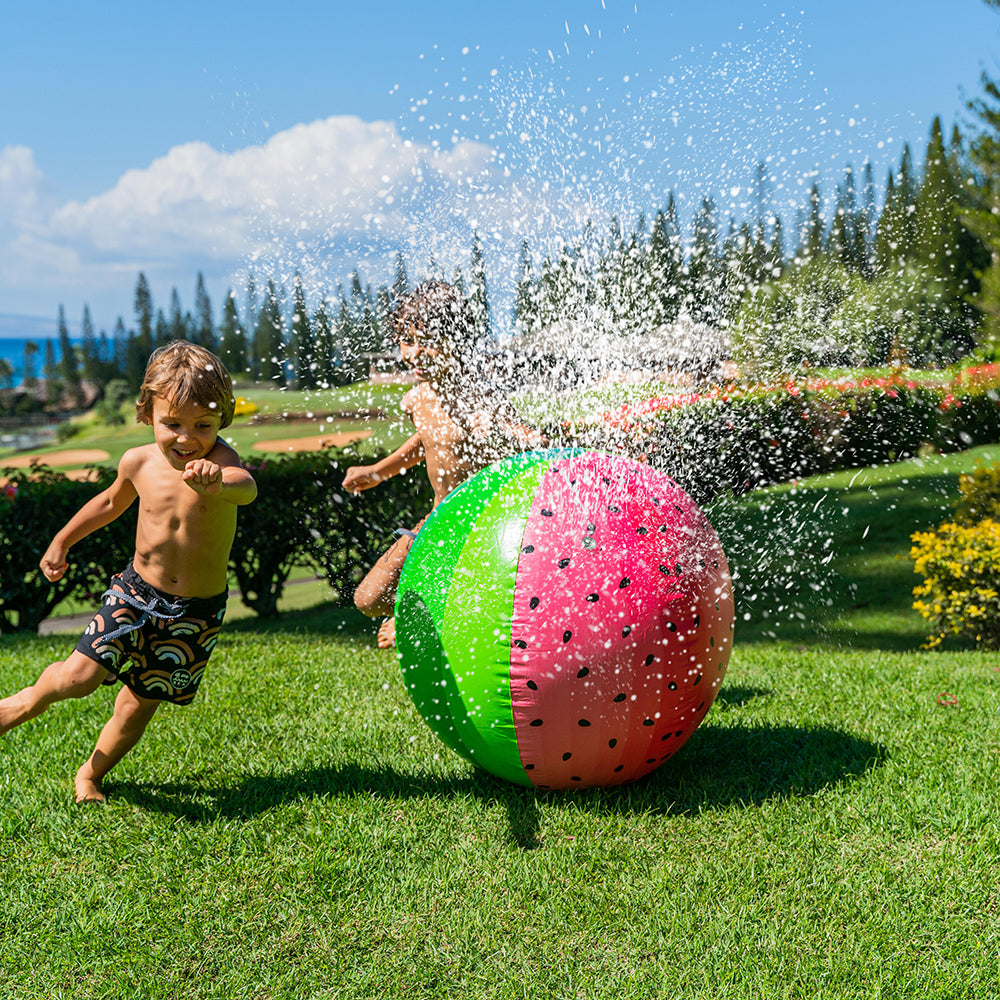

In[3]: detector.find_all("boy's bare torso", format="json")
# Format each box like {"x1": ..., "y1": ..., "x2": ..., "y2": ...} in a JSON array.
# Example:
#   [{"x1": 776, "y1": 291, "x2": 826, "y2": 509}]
[
  {"x1": 403, "y1": 382, "x2": 531, "y2": 505},
  {"x1": 126, "y1": 440, "x2": 239, "y2": 597}
]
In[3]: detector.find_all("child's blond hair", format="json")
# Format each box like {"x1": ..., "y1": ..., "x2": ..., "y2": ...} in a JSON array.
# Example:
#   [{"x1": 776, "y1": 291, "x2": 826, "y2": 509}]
[{"x1": 135, "y1": 340, "x2": 235, "y2": 428}]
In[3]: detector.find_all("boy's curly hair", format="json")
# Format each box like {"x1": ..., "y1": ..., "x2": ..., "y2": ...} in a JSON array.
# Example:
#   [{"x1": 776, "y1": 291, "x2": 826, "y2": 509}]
[
  {"x1": 135, "y1": 340, "x2": 236, "y2": 428},
  {"x1": 391, "y1": 280, "x2": 477, "y2": 351}
]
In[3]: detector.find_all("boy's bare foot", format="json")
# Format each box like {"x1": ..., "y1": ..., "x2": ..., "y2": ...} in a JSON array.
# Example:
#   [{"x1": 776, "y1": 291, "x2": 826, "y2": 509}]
[
  {"x1": 377, "y1": 617, "x2": 397, "y2": 649},
  {"x1": 74, "y1": 769, "x2": 106, "y2": 804}
]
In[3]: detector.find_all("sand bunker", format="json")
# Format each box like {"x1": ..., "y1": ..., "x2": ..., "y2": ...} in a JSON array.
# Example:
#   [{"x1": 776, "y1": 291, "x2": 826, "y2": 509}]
[
  {"x1": 253, "y1": 431, "x2": 372, "y2": 453},
  {"x1": 2, "y1": 449, "x2": 111, "y2": 468}
]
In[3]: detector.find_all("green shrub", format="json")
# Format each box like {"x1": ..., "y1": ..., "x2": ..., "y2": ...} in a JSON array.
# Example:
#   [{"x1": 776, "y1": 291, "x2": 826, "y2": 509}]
[
  {"x1": 0, "y1": 465, "x2": 135, "y2": 633},
  {"x1": 231, "y1": 447, "x2": 433, "y2": 618}
]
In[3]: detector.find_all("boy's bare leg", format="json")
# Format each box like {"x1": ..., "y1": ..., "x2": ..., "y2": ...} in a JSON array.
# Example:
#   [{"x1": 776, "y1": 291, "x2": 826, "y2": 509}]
[
  {"x1": 0, "y1": 651, "x2": 108, "y2": 735},
  {"x1": 75, "y1": 685, "x2": 160, "y2": 804},
  {"x1": 355, "y1": 530, "x2": 420, "y2": 649}
]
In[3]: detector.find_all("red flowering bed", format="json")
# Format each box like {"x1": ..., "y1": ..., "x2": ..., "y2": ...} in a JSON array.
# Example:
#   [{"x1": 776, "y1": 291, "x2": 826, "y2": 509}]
[{"x1": 556, "y1": 364, "x2": 1000, "y2": 502}]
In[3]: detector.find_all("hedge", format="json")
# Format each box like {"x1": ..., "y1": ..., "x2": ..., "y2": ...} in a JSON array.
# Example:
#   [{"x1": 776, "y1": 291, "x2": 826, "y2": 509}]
[{"x1": 556, "y1": 365, "x2": 1000, "y2": 504}]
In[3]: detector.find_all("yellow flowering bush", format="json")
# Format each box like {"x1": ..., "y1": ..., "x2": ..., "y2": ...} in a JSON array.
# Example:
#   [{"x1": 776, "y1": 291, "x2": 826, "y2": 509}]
[
  {"x1": 911, "y1": 464, "x2": 1000, "y2": 649},
  {"x1": 953, "y1": 461, "x2": 1000, "y2": 526}
]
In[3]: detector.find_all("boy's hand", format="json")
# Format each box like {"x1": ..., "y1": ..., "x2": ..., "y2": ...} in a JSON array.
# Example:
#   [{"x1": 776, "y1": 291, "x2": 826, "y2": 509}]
[
  {"x1": 342, "y1": 465, "x2": 384, "y2": 494},
  {"x1": 40, "y1": 543, "x2": 69, "y2": 582},
  {"x1": 183, "y1": 459, "x2": 223, "y2": 495}
]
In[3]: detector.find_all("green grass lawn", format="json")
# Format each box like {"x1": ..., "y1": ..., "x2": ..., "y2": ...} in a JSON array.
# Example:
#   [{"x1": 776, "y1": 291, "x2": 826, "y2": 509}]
[{"x1": 1, "y1": 439, "x2": 999, "y2": 997}]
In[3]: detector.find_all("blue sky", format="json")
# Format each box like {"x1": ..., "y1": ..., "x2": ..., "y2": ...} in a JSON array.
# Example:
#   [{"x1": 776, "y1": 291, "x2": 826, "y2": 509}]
[{"x1": 2, "y1": 0, "x2": 999, "y2": 337}]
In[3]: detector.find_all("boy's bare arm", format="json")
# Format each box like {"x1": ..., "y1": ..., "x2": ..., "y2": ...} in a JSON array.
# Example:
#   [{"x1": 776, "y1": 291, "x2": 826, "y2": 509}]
[
  {"x1": 342, "y1": 433, "x2": 426, "y2": 493},
  {"x1": 40, "y1": 455, "x2": 140, "y2": 582},
  {"x1": 182, "y1": 458, "x2": 257, "y2": 505}
]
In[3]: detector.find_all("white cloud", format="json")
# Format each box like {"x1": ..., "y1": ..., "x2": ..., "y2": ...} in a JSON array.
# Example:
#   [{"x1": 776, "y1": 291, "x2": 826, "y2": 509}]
[
  {"x1": 0, "y1": 118, "x2": 514, "y2": 322},
  {"x1": 0, "y1": 114, "x2": 609, "y2": 329}
]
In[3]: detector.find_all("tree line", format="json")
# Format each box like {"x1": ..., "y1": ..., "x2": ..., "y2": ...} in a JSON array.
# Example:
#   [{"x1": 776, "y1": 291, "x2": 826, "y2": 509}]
[{"x1": 513, "y1": 114, "x2": 993, "y2": 373}]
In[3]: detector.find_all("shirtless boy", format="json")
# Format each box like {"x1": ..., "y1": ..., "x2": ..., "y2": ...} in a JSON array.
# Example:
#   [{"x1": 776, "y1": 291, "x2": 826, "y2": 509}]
[
  {"x1": 343, "y1": 280, "x2": 545, "y2": 648},
  {"x1": 0, "y1": 340, "x2": 257, "y2": 802}
]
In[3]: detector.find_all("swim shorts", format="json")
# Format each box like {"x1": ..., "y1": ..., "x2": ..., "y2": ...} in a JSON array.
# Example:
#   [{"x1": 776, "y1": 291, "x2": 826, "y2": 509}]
[{"x1": 75, "y1": 563, "x2": 227, "y2": 706}]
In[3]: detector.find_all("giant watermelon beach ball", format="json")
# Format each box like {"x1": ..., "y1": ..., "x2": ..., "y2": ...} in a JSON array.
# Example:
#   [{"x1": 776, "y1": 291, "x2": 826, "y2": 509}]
[{"x1": 395, "y1": 449, "x2": 734, "y2": 790}]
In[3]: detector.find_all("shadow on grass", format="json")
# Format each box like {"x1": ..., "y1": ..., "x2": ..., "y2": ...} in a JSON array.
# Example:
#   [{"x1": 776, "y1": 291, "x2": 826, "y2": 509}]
[
  {"x1": 225, "y1": 600, "x2": 377, "y2": 642},
  {"x1": 112, "y1": 722, "x2": 885, "y2": 849}
]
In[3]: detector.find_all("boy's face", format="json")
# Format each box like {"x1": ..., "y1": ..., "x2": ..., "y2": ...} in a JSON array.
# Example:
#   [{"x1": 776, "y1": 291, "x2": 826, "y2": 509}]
[
  {"x1": 150, "y1": 395, "x2": 222, "y2": 470},
  {"x1": 398, "y1": 324, "x2": 456, "y2": 382}
]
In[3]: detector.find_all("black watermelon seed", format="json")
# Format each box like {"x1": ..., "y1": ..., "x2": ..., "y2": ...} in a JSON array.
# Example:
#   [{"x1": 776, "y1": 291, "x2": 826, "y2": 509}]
[
  {"x1": 614, "y1": 693, "x2": 626, "y2": 703},
  {"x1": 526, "y1": 680, "x2": 538, "y2": 691},
  {"x1": 562, "y1": 752, "x2": 572, "y2": 761},
  {"x1": 645, "y1": 654, "x2": 655, "y2": 666},
  {"x1": 608, "y1": 504, "x2": 620, "y2": 513},
  {"x1": 659, "y1": 565, "x2": 671, "y2": 574},
  {"x1": 558, "y1": 557, "x2": 571, "y2": 568},
  {"x1": 530, "y1": 718, "x2": 543, "y2": 727},
  {"x1": 578, "y1": 719, "x2": 592, "y2": 727},
  {"x1": 660, "y1": 732, "x2": 671, "y2": 740},
  {"x1": 652, "y1": 497, "x2": 661, "y2": 505},
  {"x1": 522, "y1": 545, "x2": 535, "y2": 553},
  {"x1": 619, "y1": 577, "x2": 630, "y2": 588},
  {"x1": 524, "y1": 763, "x2": 535, "y2": 770},
  {"x1": 513, "y1": 639, "x2": 527, "y2": 649},
  {"x1": 666, "y1": 621, "x2": 677, "y2": 632},
  {"x1": 571, "y1": 776, "x2": 582, "y2": 782},
  {"x1": 637, "y1": 526, "x2": 648, "y2": 535},
  {"x1": 614, "y1": 764, "x2": 624, "y2": 772},
  {"x1": 577, "y1": 667, "x2": 589, "y2": 679},
  {"x1": 602, "y1": 477, "x2": 612, "y2": 485},
  {"x1": 659, "y1": 524, "x2": 668, "y2": 533},
  {"x1": 668, "y1": 682, "x2": 678, "y2": 691},
  {"x1": 563, "y1": 630, "x2": 572, "y2": 643},
  {"x1": 608, "y1": 738, "x2": 617, "y2": 748},
  {"x1": 622, "y1": 625, "x2": 631, "y2": 637},
  {"x1": 675, "y1": 730, "x2": 683, "y2": 737},
  {"x1": 693, "y1": 614, "x2": 700, "y2": 628},
  {"x1": 586, "y1": 593, "x2": 600, "y2": 603},
  {"x1": 646, "y1": 758, "x2": 656, "y2": 764},
  {"x1": 642, "y1": 718, "x2": 654, "y2": 727},
  {"x1": 529, "y1": 596, "x2": 540, "y2": 610},
  {"x1": 674, "y1": 504, "x2": 683, "y2": 512},
  {"x1": 698, "y1": 701, "x2": 706, "y2": 712},
  {"x1": 541, "y1": 509, "x2": 553, "y2": 517},
  {"x1": 710, "y1": 637, "x2": 715, "y2": 647},
  {"x1": 693, "y1": 673, "x2": 703, "y2": 685},
  {"x1": 586, "y1": 522, "x2": 596, "y2": 533}
]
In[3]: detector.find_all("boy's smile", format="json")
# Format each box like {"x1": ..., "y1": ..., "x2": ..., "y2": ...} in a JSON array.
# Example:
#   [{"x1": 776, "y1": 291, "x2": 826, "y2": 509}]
[{"x1": 151, "y1": 396, "x2": 222, "y2": 470}]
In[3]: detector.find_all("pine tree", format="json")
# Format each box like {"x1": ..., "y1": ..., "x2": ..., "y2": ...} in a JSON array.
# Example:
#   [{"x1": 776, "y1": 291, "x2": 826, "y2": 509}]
[
  {"x1": 859, "y1": 161, "x2": 877, "y2": 278},
  {"x1": 80, "y1": 304, "x2": 100, "y2": 383},
  {"x1": 469, "y1": 232, "x2": 490, "y2": 339},
  {"x1": 393, "y1": 252, "x2": 409, "y2": 300},
  {"x1": 134, "y1": 272, "x2": 154, "y2": 359},
  {"x1": 963, "y1": 55, "x2": 1000, "y2": 346},
  {"x1": 194, "y1": 271, "x2": 215, "y2": 350},
  {"x1": 254, "y1": 279, "x2": 285, "y2": 384},
  {"x1": 686, "y1": 197, "x2": 723, "y2": 324},
  {"x1": 289, "y1": 272, "x2": 313, "y2": 389},
  {"x1": 44, "y1": 339, "x2": 61, "y2": 407},
  {"x1": 169, "y1": 288, "x2": 186, "y2": 342},
  {"x1": 58, "y1": 304, "x2": 83, "y2": 406},
  {"x1": 154, "y1": 309, "x2": 170, "y2": 347},
  {"x1": 514, "y1": 238, "x2": 537, "y2": 330},
  {"x1": 312, "y1": 300, "x2": 335, "y2": 387},
  {"x1": 218, "y1": 291, "x2": 247, "y2": 376},
  {"x1": 801, "y1": 183, "x2": 825, "y2": 261}
]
